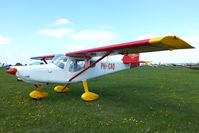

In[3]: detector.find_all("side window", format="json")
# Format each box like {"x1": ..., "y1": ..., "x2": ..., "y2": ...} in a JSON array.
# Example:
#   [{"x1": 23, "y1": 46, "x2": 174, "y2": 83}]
[
  {"x1": 76, "y1": 60, "x2": 85, "y2": 71},
  {"x1": 90, "y1": 60, "x2": 96, "y2": 68},
  {"x1": 57, "y1": 57, "x2": 67, "y2": 69},
  {"x1": 69, "y1": 59, "x2": 86, "y2": 72},
  {"x1": 58, "y1": 63, "x2": 64, "y2": 69},
  {"x1": 69, "y1": 61, "x2": 75, "y2": 72}
]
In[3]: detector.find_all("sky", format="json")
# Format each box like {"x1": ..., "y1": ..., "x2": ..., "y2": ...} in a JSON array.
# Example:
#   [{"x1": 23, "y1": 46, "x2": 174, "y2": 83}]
[{"x1": 0, "y1": 0, "x2": 199, "y2": 65}]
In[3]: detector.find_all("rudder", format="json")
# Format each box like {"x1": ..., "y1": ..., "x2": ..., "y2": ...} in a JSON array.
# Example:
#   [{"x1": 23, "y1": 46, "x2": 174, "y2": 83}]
[{"x1": 122, "y1": 53, "x2": 140, "y2": 68}]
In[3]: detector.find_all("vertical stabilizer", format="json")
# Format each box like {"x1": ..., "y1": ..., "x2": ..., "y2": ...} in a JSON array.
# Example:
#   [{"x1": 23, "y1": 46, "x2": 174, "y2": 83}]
[{"x1": 122, "y1": 53, "x2": 140, "y2": 68}]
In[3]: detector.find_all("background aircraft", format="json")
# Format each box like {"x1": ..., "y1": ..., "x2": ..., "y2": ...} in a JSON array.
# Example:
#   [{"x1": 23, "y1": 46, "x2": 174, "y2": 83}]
[{"x1": 184, "y1": 66, "x2": 199, "y2": 70}]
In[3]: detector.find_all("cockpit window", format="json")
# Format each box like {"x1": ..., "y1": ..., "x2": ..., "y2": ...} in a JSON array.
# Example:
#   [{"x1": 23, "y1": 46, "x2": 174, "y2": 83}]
[
  {"x1": 69, "y1": 59, "x2": 86, "y2": 72},
  {"x1": 52, "y1": 54, "x2": 64, "y2": 63},
  {"x1": 53, "y1": 55, "x2": 68, "y2": 69},
  {"x1": 90, "y1": 60, "x2": 96, "y2": 68}
]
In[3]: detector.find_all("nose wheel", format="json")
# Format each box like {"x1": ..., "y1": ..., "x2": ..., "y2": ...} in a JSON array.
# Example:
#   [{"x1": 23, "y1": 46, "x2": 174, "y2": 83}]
[{"x1": 29, "y1": 85, "x2": 48, "y2": 100}]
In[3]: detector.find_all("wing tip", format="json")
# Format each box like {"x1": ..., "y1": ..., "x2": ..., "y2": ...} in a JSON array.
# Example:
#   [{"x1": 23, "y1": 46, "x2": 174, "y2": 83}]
[{"x1": 149, "y1": 35, "x2": 194, "y2": 49}]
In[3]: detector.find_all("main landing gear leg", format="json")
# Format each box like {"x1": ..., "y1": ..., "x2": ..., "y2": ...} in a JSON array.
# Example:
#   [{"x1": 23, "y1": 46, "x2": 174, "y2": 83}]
[
  {"x1": 29, "y1": 85, "x2": 48, "y2": 100},
  {"x1": 81, "y1": 80, "x2": 99, "y2": 101},
  {"x1": 54, "y1": 84, "x2": 70, "y2": 93}
]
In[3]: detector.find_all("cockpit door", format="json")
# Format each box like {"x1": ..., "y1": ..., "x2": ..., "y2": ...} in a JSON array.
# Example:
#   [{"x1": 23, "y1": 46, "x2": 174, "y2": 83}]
[
  {"x1": 69, "y1": 59, "x2": 86, "y2": 72},
  {"x1": 48, "y1": 55, "x2": 69, "y2": 83},
  {"x1": 67, "y1": 58, "x2": 86, "y2": 78}
]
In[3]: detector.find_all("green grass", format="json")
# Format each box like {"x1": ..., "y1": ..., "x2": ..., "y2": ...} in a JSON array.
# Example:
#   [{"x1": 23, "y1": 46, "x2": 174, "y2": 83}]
[{"x1": 1, "y1": 66, "x2": 199, "y2": 133}]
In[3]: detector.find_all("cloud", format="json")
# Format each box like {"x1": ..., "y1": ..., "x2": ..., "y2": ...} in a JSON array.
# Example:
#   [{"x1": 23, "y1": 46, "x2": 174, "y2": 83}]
[
  {"x1": 182, "y1": 35, "x2": 199, "y2": 45},
  {"x1": 64, "y1": 43, "x2": 87, "y2": 53},
  {"x1": 70, "y1": 30, "x2": 116, "y2": 45},
  {"x1": 48, "y1": 18, "x2": 72, "y2": 26},
  {"x1": 137, "y1": 33, "x2": 177, "y2": 40},
  {"x1": 99, "y1": 25, "x2": 113, "y2": 29},
  {"x1": 0, "y1": 36, "x2": 12, "y2": 45},
  {"x1": 187, "y1": 28, "x2": 199, "y2": 34},
  {"x1": 0, "y1": 49, "x2": 32, "y2": 65},
  {"x1": 39, "y1": 28, "x2": 73, "y2": 37},
  {"x1": 61, "y1": 30, "x2": 117, "y2": 53},
  {"x1": 137, "y1": 34, "x2": 155, "y2": 40}
]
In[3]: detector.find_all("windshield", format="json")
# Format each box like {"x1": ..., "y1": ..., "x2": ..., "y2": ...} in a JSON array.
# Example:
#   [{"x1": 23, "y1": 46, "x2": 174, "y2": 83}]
[
  {"x1": 51, "y1": 54, "x2": 64, "y2": 63},
  {"x1": 53, "y1": 55, "x2": 68, "y2": 69}
]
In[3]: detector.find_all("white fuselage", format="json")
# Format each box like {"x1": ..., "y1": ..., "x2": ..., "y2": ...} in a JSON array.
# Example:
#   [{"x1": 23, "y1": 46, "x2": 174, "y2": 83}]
[{"x1": 15, "y1": 55, "x2": 131, "y2": 85}]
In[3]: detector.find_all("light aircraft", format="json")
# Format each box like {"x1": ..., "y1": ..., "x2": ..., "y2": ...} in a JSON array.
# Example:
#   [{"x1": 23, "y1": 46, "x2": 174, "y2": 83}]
[
  {"x1": 6, "y1": 36, "x2": 194, "y2": 101},
  {"x1": 184, "y1": 66, "x2": 199, "y2": 70}
]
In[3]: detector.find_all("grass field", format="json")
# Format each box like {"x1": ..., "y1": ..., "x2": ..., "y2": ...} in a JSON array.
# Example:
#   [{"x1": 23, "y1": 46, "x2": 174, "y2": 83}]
[{"x1": 1, "y1": 66, "x2": 199, "y2": 133}]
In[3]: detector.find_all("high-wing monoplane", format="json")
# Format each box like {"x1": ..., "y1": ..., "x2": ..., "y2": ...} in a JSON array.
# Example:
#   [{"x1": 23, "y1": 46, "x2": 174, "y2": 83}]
[{"x1": 6, "y1": 36, "x2": 194, "y2": 101}]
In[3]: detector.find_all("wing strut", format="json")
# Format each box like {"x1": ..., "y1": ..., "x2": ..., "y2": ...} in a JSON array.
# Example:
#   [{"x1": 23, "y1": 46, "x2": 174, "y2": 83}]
[
  {"x1": 69, "y1": 51, "x2": 111, "y2": 82},
  {"x1": 41, "y1": 58, "x2": 48, "y2": 64}
]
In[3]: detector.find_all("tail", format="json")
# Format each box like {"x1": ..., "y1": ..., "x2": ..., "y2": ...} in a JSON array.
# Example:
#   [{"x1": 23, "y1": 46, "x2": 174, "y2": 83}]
[{"x1": 122, "y1": 53, "x2": 140, "y2": 68}]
